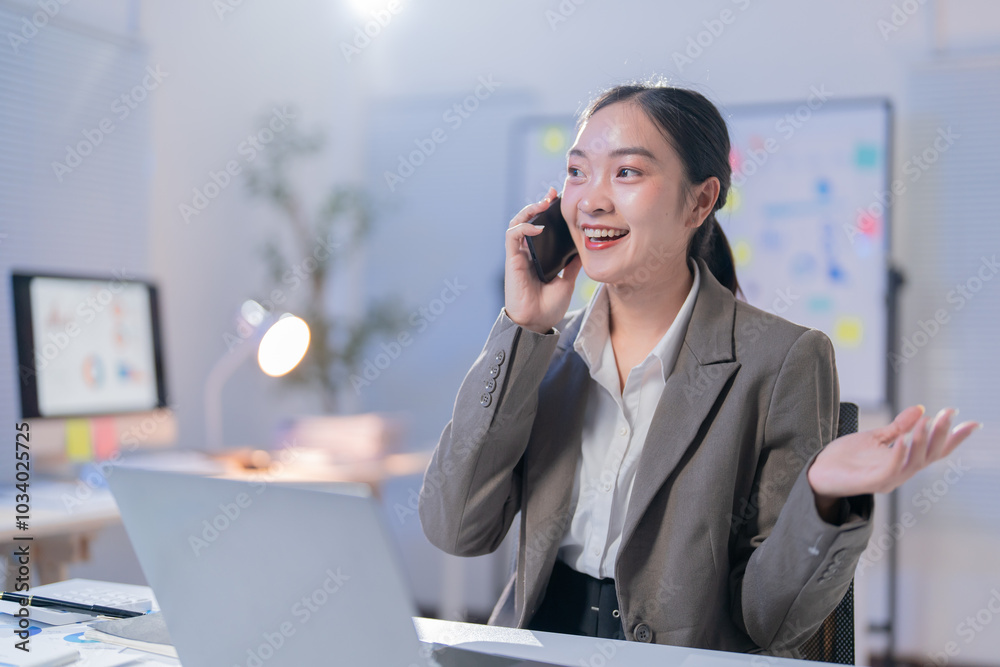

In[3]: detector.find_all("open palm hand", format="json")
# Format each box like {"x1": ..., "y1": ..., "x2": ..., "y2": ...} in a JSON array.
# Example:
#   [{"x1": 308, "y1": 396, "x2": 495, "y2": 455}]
[{"x1": 808, "y1": 405, "x2": 983, "y2": 502}]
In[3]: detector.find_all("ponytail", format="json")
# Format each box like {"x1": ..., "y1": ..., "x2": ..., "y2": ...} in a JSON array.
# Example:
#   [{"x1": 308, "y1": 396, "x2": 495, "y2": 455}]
[{"x1": 689, "y1": 214, "x2": 741, "y2": 298}]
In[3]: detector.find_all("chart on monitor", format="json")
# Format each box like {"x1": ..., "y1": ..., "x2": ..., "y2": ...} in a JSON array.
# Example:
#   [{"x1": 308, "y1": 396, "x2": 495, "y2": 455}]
[{"x1": 12, "y1": 272, "x2": 168, "y2": 418}]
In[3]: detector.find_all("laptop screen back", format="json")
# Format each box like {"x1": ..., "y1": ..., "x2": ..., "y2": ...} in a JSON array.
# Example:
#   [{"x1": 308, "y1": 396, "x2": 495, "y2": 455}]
[{"x1": 107, "y1": 467, "x2": 426, "y2": 667}]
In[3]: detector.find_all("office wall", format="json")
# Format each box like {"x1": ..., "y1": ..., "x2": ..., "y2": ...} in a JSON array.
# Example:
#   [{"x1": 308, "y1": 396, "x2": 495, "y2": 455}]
[{"x1": 45, "y1": 0, "x2": 1000, "y2": 663}]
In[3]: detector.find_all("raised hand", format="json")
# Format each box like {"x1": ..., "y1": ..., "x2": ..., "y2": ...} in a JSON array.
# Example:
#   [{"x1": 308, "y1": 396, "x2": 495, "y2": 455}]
[
  {"x1": 808, "y1": 405, "x2": 983, "y2": 511},
  {"x1": 504, "y1": 187, "x2": 583, "y2": 334}
]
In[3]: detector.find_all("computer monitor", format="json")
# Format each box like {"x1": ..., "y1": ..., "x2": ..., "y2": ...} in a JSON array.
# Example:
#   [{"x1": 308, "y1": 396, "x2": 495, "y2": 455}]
[{"x1": 11, "y1": 271, "x2": 168, "y2": 419}]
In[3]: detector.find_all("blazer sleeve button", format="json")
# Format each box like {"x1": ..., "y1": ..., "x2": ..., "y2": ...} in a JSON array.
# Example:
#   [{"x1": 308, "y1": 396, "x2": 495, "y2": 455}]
[
  {"x1": 489, "y1": 364, "x2": 500, "y2": 378},
  {"x1": 480, "y1": 393, "x2": 492, "y2": 408},
  {"x1": 485, "y1": 378, "x2": 497, "y2": 393},
  {"x1": 495, "y1": 349, "x2": 505, "y2": 364},
  {"x1": 633, "y1": 622, "x2": 652, "y2": 643}
]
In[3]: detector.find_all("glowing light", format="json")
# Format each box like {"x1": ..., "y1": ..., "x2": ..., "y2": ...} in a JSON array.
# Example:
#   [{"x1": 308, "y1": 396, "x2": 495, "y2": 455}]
[
  {"x1": 347, "y1": 0, "x2": 388, "y2": 20},
  {"x1": 541, "y1": 126, "x2": 567, "y2": 154},
  {"x1": 257, "y1": 315, "x2": 310, "y2": 377},
  {"x1": 241, "y1": 300, "x2": 267, "y2": 327}
]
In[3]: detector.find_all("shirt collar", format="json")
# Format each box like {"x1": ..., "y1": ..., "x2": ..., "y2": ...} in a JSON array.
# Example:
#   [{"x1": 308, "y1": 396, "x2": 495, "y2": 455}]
[{"x1": 573, "y1": 258, "x2": 701, "y2": 384}]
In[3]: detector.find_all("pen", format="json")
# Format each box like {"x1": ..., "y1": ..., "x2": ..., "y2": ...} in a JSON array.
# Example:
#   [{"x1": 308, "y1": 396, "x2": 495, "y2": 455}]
[{"x1": 0, "y1": 592, "x2": 145, "y2": 618}]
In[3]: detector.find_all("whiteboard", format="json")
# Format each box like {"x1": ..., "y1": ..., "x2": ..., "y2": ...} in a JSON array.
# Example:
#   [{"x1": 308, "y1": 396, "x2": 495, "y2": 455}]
[{"x1": 508, "y1": 99, "x2": 892, "y2": 408}]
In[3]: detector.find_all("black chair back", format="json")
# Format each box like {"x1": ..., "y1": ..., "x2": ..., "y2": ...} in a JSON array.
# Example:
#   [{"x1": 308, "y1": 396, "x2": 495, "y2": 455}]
[{"x1": 800, "y1": 401, "x2": 859, "y2": 664}]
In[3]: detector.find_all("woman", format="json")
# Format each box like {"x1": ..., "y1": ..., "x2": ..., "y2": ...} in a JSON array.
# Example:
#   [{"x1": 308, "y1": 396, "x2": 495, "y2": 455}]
[{"x1": 418, "y1": 81, "x2": 980, "y2": 657}]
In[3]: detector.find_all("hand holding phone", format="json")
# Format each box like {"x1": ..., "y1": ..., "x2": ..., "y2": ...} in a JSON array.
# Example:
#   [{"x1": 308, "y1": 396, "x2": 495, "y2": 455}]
[{"x1": 504, "y1": 190, "x2": 582, "y2": 334}]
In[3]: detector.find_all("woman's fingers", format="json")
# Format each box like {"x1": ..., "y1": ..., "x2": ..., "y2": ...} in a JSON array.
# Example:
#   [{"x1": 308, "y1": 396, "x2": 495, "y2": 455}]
[
  {"x1": 505, "y1": 220, "x2": 546, "y2": 259},
  {"x1": 941, "y1": 421, "x2": 983, "y2": 459},
  {"x1": 506, "y1": 190, "x2": 558, "y2": 261},
  {"x1": 878, "y1": 435, "x2": 911, "y2": 493},
  {"x1": 875, "y1": 405, "x2": 925, "y2": 445},
  {"x1": 892, "y1": 410, "x2": 981, "y2": 487},
  {"x1": 508, "y1": 188, "x2": 557, "y2": 229},
  {"x1": 901, "y1": 416, "x2": 932, "y2": 478},
  {"x1": 925, "y1": 408, "x2": 957, "y2": 461}
]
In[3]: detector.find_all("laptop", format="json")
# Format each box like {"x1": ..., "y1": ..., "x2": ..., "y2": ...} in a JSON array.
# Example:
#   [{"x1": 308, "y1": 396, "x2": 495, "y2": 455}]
[{"x1": 106, "y1": 466, "x2": 558, "y2": 666}]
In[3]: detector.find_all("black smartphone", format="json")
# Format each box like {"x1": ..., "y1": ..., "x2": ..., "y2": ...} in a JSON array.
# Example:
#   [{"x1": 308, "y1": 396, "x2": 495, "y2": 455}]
[{"x1": 524, "y1": 197, "x2": 579, "y2": 283}]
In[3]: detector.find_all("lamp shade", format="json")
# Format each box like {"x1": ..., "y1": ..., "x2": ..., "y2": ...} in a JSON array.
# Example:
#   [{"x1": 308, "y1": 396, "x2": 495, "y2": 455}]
[{"x1": 257, "y1": 315, "x2": 311, "y2": 377}]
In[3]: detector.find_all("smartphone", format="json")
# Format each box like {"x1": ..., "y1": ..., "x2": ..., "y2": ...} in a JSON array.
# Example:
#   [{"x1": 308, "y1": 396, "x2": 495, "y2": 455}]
[{"x1": 524, "y1": 197, "x2": 579, "y2": 283}]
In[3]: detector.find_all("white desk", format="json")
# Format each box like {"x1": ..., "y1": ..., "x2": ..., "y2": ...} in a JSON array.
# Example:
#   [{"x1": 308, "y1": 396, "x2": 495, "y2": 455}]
[
  {"x1": 0, "y1": 481, "x2": 121, "y2": 586},
  {"x1": 415, "y1": 617, "x2": 820, "y2": 667},
  {"x1": 0, "y1": 612, "x2": 829, "y2": 666}
]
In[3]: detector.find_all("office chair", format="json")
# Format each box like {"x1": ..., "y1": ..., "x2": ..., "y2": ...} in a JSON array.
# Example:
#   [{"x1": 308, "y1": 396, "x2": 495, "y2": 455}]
[{"x1": 800, "y1": 401, "x2": 859, "y2": 664}]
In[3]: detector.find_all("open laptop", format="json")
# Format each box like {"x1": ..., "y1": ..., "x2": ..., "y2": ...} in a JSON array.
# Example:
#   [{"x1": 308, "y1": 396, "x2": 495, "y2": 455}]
[{"x1": 106, "y1": 466, "x2": 558, "y2": 666}]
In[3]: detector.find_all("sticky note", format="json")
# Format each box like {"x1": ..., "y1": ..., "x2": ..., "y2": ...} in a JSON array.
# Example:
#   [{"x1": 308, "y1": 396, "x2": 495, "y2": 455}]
[
  {"x1": 835, "y1": 316, "x2": 864, "y2": 348},
  {"x1": 855, "y1": 143, "x2": 878, "y2": 168},
  {"x1": 733, "y1": 239, "x2": 753, "y2": 267},
  {"x1": 66, "y1": 419, "x2": 93, "y2": 462},
  {"x1": 93, "y1": 417, "x2": 118, "y2": 460}
]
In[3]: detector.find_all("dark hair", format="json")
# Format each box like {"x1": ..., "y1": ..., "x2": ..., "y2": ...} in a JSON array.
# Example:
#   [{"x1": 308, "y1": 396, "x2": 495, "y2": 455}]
[{"x1": 580, "y1": 82, "x2": 741, "y2": 297}]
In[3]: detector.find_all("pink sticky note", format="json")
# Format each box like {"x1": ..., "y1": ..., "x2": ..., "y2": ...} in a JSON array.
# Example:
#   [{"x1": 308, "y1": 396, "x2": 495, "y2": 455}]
[{"x1": 93, "y1": 417, "x2": 118, "y2": 460}]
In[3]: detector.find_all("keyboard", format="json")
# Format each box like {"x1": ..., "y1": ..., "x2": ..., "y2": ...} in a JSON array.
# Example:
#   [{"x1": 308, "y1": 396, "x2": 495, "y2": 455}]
[{"x1": 0, "y1": 578, "x2": 155, "y2": 625}]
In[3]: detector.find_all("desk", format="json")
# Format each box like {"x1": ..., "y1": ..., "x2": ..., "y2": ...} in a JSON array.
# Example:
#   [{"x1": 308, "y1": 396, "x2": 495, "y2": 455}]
[
  {"x1": 415, "y1": 617, "x2": 815, "y2": 667},
  {"x1": 2, "y1": 603, "x2": 829, "y2": 666},
  {"x1": 0, "y1": 481, "x2": 120, "y2": 587}
]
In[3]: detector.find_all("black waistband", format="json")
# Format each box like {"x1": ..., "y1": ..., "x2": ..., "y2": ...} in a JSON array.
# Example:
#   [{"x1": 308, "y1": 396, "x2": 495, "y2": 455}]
[{"x1": 526, "y1": 559, "x2": 625, "y2": 640}]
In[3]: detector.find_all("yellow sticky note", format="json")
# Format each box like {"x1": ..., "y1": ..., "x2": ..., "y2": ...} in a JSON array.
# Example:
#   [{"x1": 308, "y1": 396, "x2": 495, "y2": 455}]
[
  {"x1": 834, "y1": 316, "x2": 864, "y2": 348},
  {"x1": 66, "y1": 419, "x2": 93, "y2": 462}
]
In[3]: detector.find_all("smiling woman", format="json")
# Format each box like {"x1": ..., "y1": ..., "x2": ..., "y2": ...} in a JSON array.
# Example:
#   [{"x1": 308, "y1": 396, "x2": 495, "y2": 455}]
[{"x1": 417, "y1": 79, "x2": 980, "y2": 658}]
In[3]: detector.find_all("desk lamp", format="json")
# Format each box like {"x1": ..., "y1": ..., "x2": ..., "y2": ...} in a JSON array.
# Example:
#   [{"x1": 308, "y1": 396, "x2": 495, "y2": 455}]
[{"x1": 204, "y1": 300, "x2": 310, "y2": 451}]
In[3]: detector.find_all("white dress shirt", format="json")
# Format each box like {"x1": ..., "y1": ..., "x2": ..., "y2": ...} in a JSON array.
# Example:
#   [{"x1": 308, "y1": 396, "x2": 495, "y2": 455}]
[{"x1": 557, "y1": 258, "x2": 701, "y2": 579}]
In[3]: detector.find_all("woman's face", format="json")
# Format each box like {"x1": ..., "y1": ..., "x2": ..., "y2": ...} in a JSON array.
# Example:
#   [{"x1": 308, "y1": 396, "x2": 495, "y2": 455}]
[{"x1": 560, "y1": 101, "x2": 707, "y2": 288}]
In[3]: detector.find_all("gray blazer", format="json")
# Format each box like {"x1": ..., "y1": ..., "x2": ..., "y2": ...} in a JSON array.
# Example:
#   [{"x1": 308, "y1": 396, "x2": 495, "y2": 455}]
[{"x1": 419, "y1": 257, "x2": 873, "y2": 657}]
